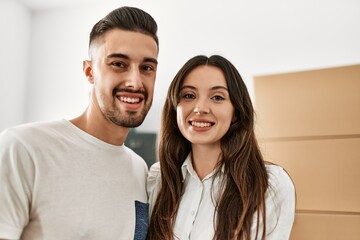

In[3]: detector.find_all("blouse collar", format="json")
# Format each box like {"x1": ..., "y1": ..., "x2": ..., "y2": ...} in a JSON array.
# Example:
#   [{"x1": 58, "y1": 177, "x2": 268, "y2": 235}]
[{"x1": 181, "y1": 153, "x2": 225, "y2": 182}]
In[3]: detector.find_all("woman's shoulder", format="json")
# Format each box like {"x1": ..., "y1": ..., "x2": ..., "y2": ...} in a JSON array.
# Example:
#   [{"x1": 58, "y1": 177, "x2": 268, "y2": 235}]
[
  {"x1": 148, "y1": 162, "x2": 161, "y2": 182},
  {"x1": 147, "y1": 162, "x2": 162, "y2": 213},
  {"x1": 266, "y1": 163, "x2": 294, "y2": 192},
  {"x1": 147, "y1": 162, "x2": 161, "y2": 189},
  {"x1": 264, "y1": 163, "x2": 296, "y2": 238},
  {"x1": 147, "y1": 162, "x2": 161, "y2": 192},
  {"x1": 265, "y1": 163, "x2": 296, "y2": 206},
  {"x1": 265, "y1": 163, "x2": 296, "y2": 215}
]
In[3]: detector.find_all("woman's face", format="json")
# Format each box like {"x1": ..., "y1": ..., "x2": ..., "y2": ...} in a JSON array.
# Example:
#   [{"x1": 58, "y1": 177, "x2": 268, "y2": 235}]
[{"x1": 176, "y1": 65, "x2": 235, "y2": 147}]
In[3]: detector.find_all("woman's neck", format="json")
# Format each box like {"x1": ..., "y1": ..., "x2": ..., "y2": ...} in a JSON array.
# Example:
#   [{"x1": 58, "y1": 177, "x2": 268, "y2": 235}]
[{"x1": 191, "y1": 144, "x2": 222, "y2": 180}]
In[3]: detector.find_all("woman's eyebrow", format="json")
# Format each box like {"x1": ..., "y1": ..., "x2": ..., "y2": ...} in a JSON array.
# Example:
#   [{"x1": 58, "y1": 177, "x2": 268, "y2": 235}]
[
  {"x1": 210, "y1": 86, "x2": 228, "y2": 91},
  {"x1": 180, "y1": 85, "x2": 228, "y2": 91},
  {"x1": 180, "y1": 85, "x2": 196, "y2": 91}
]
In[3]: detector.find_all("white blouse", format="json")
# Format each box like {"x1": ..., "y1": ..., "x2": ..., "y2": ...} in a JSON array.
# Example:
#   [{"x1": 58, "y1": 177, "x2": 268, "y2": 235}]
[{"x1": 147, "y1": 154, "x2": 295, "y2": 240}]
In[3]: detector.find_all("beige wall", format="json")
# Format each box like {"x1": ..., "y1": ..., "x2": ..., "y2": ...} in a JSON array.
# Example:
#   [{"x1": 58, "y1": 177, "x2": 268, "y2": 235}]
[{"x1": 254, "y1": 65, "x2": 360, "y2": 239}]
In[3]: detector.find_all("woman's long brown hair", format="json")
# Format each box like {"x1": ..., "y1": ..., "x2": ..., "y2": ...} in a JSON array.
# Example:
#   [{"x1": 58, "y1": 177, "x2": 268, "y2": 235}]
[{"x1": 147, "y1": 55, "x2": 268, "y2": 240}]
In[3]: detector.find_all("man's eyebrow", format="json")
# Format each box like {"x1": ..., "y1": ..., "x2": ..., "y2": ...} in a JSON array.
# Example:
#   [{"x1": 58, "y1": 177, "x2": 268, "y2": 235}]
[
  {"x1": 106, "y1": 53, "x2": 158, "y2": 65},
  {"x1": 107, "y1": 53, "x2": 129, "y2": 59},
  {"x1": 144, "y1": 57, "x2": 158, "y2": 65}
]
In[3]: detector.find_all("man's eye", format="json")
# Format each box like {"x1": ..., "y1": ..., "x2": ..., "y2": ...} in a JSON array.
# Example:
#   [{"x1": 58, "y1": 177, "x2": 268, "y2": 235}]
[
  {"x1": 112, "y1": 62, "x2": 125, "y2": 67},
  {"x1": 142, "y1": 65, "x2": 154, "y2": 71}
]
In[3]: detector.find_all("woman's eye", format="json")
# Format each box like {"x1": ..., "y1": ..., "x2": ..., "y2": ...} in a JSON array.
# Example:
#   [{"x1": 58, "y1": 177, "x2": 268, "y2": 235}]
[
  {"x1": 182, "y1": 93, "x2": 195, "y2": 99},
  {"x1": 211, "y1": 95, "x2": 225, "y2": 101}
]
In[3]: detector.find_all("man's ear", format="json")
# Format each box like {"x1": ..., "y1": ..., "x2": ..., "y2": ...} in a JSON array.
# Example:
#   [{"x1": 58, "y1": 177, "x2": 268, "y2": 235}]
[{"x1": 83, "y1": 60, "x2": 94, "y2": 84}]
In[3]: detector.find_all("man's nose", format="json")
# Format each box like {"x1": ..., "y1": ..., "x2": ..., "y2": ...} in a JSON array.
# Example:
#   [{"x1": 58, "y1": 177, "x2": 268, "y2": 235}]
[{"x1": 124, "y1": 67, "x2": 142, "y2": 90}]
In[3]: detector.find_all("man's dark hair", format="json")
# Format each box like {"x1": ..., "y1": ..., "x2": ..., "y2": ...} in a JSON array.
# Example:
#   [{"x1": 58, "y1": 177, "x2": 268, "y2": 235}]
[{"x1": 89, "y1": 6, "x2": 159, "y2": 48}]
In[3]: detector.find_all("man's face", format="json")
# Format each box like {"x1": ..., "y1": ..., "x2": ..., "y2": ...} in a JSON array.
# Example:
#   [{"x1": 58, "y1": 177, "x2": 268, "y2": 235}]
[{"x1": 85, "y1": 28, "x2": 158, "y2": 128}]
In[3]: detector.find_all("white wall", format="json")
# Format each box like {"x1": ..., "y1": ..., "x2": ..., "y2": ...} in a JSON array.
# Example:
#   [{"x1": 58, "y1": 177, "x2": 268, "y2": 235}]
[
  {"x1": 1, "y1": 0, "x2": 360, "y2": 133},
  {"x1": 0, "y1": 0, "x2": 31, "y2": 131}
]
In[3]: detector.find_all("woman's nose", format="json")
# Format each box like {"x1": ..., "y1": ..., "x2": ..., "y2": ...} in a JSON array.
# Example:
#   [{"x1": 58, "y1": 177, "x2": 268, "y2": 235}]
[{"x1": 193, "y1": 100, "x2": 210, "y2": 114}]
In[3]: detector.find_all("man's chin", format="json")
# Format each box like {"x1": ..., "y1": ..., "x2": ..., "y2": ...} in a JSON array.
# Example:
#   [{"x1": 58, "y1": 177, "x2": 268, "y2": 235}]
[
  {"x1": 106, "y1": 107, "x2": 149, "y2": 128},
  {"x1": 121, "y1": 121, "x2": 143, "y2": 128},
  {"x1": 110, "y1": 116, "x2": 145, "y2": 128}
]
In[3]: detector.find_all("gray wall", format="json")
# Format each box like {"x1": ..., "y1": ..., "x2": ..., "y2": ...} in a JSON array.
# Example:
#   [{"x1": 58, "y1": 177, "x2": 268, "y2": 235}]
[{"x1": 0, "y1": 0, "x2": 31, "y2": 131}]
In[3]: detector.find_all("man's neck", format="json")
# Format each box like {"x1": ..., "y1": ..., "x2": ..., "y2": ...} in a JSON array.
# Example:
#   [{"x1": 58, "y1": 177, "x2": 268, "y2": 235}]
[{"x1": 70, "y1": 109, "x2": 129, "y2": 146}]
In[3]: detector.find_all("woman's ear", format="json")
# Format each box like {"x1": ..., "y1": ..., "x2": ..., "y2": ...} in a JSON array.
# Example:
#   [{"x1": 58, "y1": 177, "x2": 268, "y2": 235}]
[
  {"x1": 231, "y1": 113, "x2": 238, "y2": 123},
  {"x1": 83, "y1": 60, "x2": 94, "y2": 84}
]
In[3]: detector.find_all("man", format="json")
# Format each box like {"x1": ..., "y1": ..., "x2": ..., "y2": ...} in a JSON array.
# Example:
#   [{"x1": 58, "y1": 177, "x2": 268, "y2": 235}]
[{"x1": 0, "y1": 6, "x2": 159, "y2": 240}]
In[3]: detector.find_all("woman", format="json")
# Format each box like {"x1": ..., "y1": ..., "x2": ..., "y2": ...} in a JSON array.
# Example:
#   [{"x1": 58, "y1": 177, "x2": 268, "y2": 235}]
[{"x1": 147, "y1": 55, "x2": 295, "y2": 240}]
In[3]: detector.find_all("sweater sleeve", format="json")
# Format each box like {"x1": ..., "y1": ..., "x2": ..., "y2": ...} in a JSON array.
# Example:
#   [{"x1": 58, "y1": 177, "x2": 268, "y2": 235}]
[{"x1": 0, "y1": 129, "x2": 35, "y2": 239}]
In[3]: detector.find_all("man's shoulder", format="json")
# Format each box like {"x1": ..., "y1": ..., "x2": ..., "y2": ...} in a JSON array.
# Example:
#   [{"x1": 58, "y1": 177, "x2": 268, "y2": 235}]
[
  {"x1": 123, "y1": 145, "x2": 149, "y2": 170},
  {"x1": 2, "y1": 119, "x2": 63, "y2": 133},
  {"x1": 0, "y1": 120, "x2": 65, "y2": 145}
]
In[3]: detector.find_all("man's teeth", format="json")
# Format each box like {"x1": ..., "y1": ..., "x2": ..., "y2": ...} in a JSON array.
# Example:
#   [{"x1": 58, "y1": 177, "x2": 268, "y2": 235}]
[
  {"x1": 120, "y1": 96, "x2": 140, "y2": 103},
  {"x1": 191, "y1": 121, "x2": 212, "y2": 128}
]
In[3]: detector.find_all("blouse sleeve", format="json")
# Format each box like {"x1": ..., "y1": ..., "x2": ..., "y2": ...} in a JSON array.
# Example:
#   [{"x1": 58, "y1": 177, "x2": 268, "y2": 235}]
[
  {"x1": 265, "y1": 164, "x2": 296, "y2": 240},
  {"x1": 147, "y1": 162, "x2": 162, "y2": 215}
]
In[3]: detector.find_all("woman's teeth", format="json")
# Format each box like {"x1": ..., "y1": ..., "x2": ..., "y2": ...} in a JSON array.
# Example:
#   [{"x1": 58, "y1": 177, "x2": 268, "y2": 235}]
[{"x1": 191, "y1": 121, "x2": 212, "y2": 128}]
